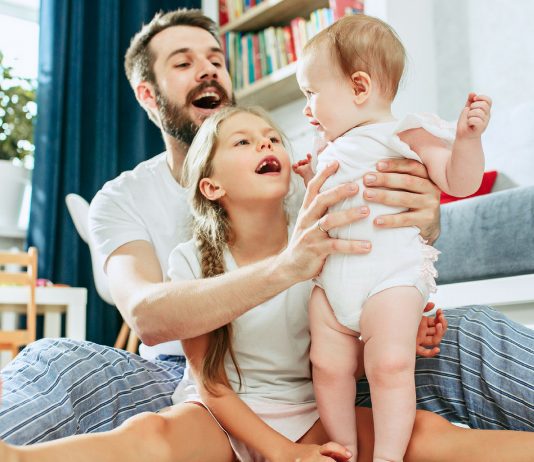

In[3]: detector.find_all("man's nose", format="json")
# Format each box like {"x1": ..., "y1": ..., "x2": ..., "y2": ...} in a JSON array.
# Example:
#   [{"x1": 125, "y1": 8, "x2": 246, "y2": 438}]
[{"x1": 197, "y1": 59, "x2": 219, "y2": 81}]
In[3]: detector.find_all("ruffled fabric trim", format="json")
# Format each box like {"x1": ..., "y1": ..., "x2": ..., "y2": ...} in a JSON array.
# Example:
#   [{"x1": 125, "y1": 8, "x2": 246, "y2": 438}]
[
  {"x1": 418, "y1": 235, "x2": 441, "y2": 294},
  {"x1": 390, "y1": 113, "x2": 457, "y2": 163}
]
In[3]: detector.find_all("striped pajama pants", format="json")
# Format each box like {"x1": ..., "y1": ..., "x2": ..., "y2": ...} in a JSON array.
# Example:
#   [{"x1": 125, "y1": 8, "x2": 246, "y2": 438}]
[{"x1": 1, "y1": 305, "x2": 533, "y2": 445}]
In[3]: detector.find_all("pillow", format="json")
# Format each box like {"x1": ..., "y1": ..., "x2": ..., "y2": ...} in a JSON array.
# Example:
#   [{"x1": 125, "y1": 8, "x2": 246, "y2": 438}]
[{"x1": 440, "y1": 170, "x2": 498, "y2": 204}]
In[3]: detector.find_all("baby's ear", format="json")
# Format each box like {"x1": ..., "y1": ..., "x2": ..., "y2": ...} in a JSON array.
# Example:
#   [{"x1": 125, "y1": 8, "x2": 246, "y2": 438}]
[
  {"x1": 199, "y1": 178, "x2": 225, "y2": 201},
  {"x1": 350, "y1": 71, "x2": 371, "y2": 104}
]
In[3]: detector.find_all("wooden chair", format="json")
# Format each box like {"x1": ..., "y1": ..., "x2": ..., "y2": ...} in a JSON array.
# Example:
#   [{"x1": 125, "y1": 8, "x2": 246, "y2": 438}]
[{"x1": 0, "y1": 247, "x2": 38, "y2": 358}]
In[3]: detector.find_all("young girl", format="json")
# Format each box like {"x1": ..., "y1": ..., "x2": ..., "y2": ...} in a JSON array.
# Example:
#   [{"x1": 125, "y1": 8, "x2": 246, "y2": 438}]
[{"x1": 293, "y1": 14, "x2": 492, "y2": 462}]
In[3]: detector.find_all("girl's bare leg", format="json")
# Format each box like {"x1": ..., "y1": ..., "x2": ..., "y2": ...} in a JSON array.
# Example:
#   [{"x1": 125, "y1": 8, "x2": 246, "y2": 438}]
[
  {"x1": 360, "y1": 286, "x2": 423, "y2": 462},
  {"x1": 1, "y1": 403, "x2": 234, "y2": 462},
  {"x1": 309, "y1": 286, "x2": 361, "y2": 461}
]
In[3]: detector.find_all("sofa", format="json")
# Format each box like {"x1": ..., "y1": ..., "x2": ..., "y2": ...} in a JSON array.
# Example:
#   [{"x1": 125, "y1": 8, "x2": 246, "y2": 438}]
[{"x1": 433, "y1": 185, "x2": 534, "y2": 327}]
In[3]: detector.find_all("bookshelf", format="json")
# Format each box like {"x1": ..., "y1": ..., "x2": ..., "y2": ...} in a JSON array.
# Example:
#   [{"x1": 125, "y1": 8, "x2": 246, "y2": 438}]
[
  {"x1": 220, "y1": 0, "x2": 333, "y2": 110},
  {"x1": 220, "y1": 0, "x2": 328, "y2": 34}
]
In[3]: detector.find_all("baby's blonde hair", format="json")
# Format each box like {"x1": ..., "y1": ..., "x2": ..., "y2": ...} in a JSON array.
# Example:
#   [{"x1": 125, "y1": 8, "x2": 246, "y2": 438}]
[
  {"x1": 304, "y1": 14, "x2": 405, "y2": 101},
  {"x1": 182, "y1": 105, "x2": 288, "y2": 394}
]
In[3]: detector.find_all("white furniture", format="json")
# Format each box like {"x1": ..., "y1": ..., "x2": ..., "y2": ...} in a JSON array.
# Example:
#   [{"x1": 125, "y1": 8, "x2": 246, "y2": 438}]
[
  {"x1": 435, "y1": 274, "x2": 534, "y2": 330},
  {"x1": 0, "y1": 285, "x2": 87, "y2": 367},
  {"x1": 65, "y1": 193, "x2": 139, "y2": 353}
]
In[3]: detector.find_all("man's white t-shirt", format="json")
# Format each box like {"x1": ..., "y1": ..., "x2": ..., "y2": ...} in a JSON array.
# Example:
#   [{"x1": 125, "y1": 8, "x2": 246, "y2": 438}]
[
  {"x1": 89, "y1": 152, "x2": 191, "y2": 359},
  {"x1": 89, "y1": 151, "x2": 305, "y2": 360}
]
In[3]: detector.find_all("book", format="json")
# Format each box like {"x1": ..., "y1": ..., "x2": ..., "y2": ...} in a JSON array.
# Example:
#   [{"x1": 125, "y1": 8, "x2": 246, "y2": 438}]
[{"x1": 329, "y1": 0, "x2": 365, "y2": 20}]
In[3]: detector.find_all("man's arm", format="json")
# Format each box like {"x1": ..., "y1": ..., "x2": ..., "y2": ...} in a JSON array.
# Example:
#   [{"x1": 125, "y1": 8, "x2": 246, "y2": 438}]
[
  {"x1": 107, "y1": 162, "x2": 371, "y2": 345},
  {"x1": 363, "y1": 158, "x2": 442, "y2": 244}
]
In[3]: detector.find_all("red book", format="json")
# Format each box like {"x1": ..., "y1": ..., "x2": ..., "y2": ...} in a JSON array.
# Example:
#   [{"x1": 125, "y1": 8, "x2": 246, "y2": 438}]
[
  {"x1": 219, "y1": 0, "x2": 229, "y2": 26},
  {"x1": 290, "y1": 18, "x2": 303, "y2": 58},
  {"x1": 329, "y1": 0, "x2": 364, "y2": 20},
  {"x1": 283, "y1": 26, "x2": 297, "y2": 63}
]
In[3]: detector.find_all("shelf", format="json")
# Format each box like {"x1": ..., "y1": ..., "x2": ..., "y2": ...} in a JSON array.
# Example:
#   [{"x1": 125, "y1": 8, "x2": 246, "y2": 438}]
[
  {"x1": 220, "y1": 0, "x2": 328, "y2": 34},
  {"x1": 235, "y1": 62, "x2": 304, "y2": 110}
]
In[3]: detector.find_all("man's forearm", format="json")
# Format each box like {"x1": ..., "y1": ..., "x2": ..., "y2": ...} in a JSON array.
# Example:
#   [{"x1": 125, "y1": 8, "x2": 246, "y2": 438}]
[{"x1": 131, "y1": 254, "x2": 296, "y2": 344}]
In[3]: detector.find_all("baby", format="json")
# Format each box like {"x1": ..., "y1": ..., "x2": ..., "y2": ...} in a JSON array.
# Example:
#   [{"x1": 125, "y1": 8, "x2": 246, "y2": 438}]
[{"x1": 293, "y1": 14, "x2": 491, "y2": 462}]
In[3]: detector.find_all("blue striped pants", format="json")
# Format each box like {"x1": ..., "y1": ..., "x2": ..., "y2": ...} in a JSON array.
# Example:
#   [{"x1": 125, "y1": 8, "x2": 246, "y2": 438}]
[{"x1": 1, "y1": 305, "x2": 533, "y2": 444}]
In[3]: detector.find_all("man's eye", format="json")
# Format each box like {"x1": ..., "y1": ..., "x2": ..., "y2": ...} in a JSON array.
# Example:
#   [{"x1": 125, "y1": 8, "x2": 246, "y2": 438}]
[
  {"x1": 174, "y1": 63, "x2": 190, "y2": 68},
  {"x1": 212, "y1": 61, "x2": 222, "y2": 67}
]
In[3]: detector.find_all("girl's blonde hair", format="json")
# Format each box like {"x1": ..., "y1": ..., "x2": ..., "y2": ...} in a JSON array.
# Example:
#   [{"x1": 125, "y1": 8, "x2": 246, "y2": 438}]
[
  {"x1": 182, "y1": 105, "x2": 288, "y2": 394},
  {"x1": 304, "y1": 14, "x2": 406, "y2": 101}
]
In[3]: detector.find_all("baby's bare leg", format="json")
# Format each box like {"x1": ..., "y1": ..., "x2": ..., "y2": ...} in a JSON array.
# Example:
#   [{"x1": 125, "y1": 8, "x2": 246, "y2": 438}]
[
  {"x1": 360, "y1": 286, "x2": 423, "y2": 462},
  {"x1": 309, "y1": 286, "x2": 361, "y2": 461},
  {"x1": 1, "y1": 403, "x2": 234, "y2": 462}
]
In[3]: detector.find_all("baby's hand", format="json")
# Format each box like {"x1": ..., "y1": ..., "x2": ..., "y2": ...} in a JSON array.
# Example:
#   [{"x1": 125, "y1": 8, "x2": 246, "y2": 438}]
[
  {"x1": 292, "y1": 153, "x2": 315, "y2": 186},
  {"x1": 457, "y1": 93, "x2": 492, "y2": 139}
]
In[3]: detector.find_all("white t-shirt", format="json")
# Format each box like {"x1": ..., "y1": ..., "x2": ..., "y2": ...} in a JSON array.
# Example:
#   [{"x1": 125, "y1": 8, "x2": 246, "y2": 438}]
[
  {"x1": 89, "y1": 152, "x2": 304, "y2": 360},
  {"x1": 89, "y1": 152, "x2": 191, "y2": 358},
  {"x1": 170, "y1": 239, "x2": 317, "y2": 440}
]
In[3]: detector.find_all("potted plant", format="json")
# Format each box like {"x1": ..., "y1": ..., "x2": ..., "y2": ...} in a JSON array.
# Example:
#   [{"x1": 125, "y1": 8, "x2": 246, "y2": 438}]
[{"x1": 0, "y1": 50, "x2": 37, "y2": 232}]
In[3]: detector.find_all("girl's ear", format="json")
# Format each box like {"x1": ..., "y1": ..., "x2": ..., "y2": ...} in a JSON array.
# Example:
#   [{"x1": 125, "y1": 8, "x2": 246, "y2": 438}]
[
  {"x1": 199, "y1": 177, "x2": 226, "y2": 201},
  {"x1": 351, "y1": 71, "x2": 372, "y2": 104}
]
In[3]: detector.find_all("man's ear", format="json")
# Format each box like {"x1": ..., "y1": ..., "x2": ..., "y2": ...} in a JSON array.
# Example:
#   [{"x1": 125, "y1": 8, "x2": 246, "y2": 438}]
[
  {"x1": 199, "y1": 177, "x2": 226, "y2": 201},
  {"x1": 350, "y1": 71, "x2": 372, "y2": 104},
  {"x1": 135, "y1": 81, "x2": 158, "y2": 112}
]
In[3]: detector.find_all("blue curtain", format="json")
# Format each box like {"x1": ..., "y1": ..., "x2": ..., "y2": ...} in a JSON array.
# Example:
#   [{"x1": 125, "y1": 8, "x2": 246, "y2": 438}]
[{"x1": 28, "y1": 0, "x2": 200, "y2": 346}]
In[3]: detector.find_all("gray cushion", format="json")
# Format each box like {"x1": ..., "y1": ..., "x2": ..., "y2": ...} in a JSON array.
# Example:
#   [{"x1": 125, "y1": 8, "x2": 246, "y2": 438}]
[{"x1": 435, "y1": 186, "x2": 534, "y2": 284}]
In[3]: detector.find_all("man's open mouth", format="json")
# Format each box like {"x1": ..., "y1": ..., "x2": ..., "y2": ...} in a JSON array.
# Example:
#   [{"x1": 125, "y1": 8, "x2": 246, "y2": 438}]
[
  {"x1": 192, "y1": 91, "x2": 222, "y2": 110},
  {"x1": 255, "y1": 156, "x2": 281, "y2": 174}
]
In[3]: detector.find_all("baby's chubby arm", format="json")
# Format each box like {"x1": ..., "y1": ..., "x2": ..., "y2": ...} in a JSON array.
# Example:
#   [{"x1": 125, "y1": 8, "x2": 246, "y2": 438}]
[
  {"x1": 399, "y1": 93, "x2": 492, "y2": 197},
  {"x1": 292, "y1": 153, "x2": 315, "y2": 187}
]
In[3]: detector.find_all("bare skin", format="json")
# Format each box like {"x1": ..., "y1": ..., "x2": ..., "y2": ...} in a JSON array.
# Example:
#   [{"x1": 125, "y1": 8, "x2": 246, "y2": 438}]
[{"x1": 3, "y1": 404, "x2": 533, "y2": 462}]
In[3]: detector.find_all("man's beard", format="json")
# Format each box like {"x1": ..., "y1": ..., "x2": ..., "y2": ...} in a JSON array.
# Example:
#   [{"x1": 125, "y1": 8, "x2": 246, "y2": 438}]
[{"x1": 155, "y1": 80, "x2": 234, "y2": 146}]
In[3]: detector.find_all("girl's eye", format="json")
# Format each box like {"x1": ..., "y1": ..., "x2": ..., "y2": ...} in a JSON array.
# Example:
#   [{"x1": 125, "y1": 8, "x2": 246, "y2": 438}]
[
  {"x1": 236, "y1": 139, "x2": 249, "y2": 146},
  {"x1": 270, "y1": 136, "x2": 280, "y2": 144}
]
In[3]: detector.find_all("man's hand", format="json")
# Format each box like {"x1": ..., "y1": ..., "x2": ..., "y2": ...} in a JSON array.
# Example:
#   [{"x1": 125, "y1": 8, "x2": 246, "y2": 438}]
[
  {"x1": 416, "y1": 303, "x2": 448, "y2": 357},
  {"x1": 280, "y1": 161, "x2": 372, "y2": 282},
  {"x1": 363, "y1": 158, "x2": 441, "y2": 244}
]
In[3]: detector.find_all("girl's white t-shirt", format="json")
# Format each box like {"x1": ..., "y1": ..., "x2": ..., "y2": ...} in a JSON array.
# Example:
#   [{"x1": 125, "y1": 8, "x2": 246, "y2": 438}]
[{"x1": 170, "y1": 238, "x2": 315, "y2": 407}]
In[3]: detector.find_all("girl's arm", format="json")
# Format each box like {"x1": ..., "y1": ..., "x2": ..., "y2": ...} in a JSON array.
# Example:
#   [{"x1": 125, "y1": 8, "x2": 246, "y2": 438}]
[
  {"x1": 399, "y1": 93, "x2": 492, "y2": 197},
  {"x1": 182, "y1": 336, "x2": 351, "y2": 462}
]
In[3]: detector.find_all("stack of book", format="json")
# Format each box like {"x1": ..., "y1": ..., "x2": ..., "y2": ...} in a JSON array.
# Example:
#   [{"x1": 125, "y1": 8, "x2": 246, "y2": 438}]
[{"x1": 220, "y1": 1, "x2": 365, "y2": 91}]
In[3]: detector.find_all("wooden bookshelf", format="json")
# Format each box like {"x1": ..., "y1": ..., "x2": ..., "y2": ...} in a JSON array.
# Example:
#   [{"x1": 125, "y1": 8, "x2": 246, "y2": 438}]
[
  {"x1": 220, "y1": 0, "x2": 328, "y2": 34},
  {"x1": 220, "y1": 0, "x2": 333, "y2": 110},
  {"x1": 234, "y1": 61, "x2": 301, "y2": 110}
]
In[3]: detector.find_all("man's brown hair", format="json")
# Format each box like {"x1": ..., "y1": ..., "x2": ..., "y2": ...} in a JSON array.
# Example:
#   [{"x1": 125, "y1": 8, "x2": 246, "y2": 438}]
[
  {"x1": 124, "y1": 8, "x2": 220, "y2": 89},
  {"x1": 304, "y1": 14, "x2": 406, "y2": 100}
]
